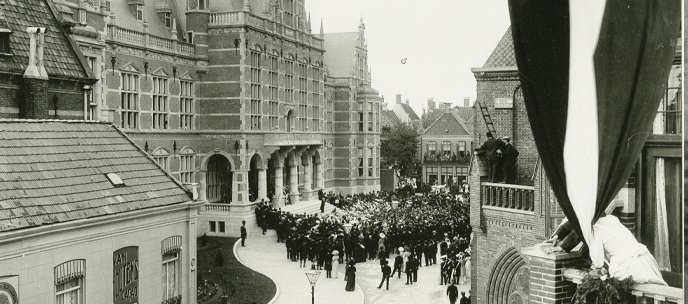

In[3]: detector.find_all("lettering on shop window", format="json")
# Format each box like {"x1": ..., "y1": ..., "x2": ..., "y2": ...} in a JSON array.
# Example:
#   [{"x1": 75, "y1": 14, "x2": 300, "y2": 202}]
[{"x1": 113, "y1": 246, "x2": 139, "y2": 304}]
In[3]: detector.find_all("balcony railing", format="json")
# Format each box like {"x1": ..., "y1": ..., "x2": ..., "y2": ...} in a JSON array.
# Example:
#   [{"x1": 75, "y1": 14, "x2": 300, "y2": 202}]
[
  {"x1": 422, "y1": 152, "x2": 471, "y2": 165},
  {"x1": 481, "y1": 182, "x2": 534, "y2": 212},
  {"x1": 263, "y1": 132, "x2": 323, "y2": 146},
  {"x1": 203, "y1": 203, "x2": 231, "y2": 213},
  {"x1": 106, "y1": 25, "x2": 195, "y2": 57},
  {"x1": 563, "y1": 268, "x2": 683, "y2": 303}
]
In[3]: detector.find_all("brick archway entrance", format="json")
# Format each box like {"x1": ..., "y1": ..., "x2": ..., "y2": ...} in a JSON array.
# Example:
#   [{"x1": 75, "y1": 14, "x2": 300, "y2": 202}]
[{"x1": 487, "y1": 247, "x2": 529, "y2": 304}]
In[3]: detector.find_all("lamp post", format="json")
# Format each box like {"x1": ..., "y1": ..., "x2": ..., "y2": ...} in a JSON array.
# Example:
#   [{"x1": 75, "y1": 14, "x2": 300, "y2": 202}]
[
  {"x1": 342, "y1": 223, "x2": 353, "y2": 234},
  {"x1": 305, "y1": 264, "x2": 321, "y2": 304}
]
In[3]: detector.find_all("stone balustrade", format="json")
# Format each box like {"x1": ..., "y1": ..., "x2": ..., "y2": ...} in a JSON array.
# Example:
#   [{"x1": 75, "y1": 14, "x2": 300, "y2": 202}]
[
  {"x1": 481, "y1": 182, "x2": 534, "y2": 212},
  {"x1": 106, "y1": 25, "x2": 195, "y2": 57}
]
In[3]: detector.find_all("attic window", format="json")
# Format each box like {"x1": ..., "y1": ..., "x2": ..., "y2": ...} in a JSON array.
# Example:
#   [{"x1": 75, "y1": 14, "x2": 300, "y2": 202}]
[
  {"x1": 136, "y1": 5, "x2": 143, "y2": 21},
  {"x1": 165, "y1": 13, "x2": 171, "y2": 28},
  {"x1": 0, "y1": 29, "x2": 11, "y2": 54},
  {"x1": 106, "y1": 173, "x2": 125, "y2": 187}
]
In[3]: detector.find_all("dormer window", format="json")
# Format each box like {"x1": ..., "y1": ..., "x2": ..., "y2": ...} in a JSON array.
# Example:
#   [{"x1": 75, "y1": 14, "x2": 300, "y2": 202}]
[
  {"x1": 0, "y1": 30, "x2": 11, "y2": 54},
  {"x1": 165, "y1": 12, "x2": 172, "y2": 28},
  {"x1": 136, "y1": 5, "x2": 143, "y2": 21}
]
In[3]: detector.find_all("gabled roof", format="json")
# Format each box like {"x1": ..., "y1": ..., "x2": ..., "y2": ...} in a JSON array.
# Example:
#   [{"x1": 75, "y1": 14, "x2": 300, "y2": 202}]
[
  {"x1": 398, "y1": 102, "x2": 420, "y2": 120},
  {"x1": 422, "y1": 111, "x2": 472, "y2": 136},
  {"x1": 0, "y1": 120, "x2": 192, "y2": 232},
  {"x1": 483, "y1": 27, "x2": 516, "y2": 68},
  {"x1": 454, "y1": 106, "x2": 474, "y2": 124},
  {"x1": 381, "y1": 109, "x2": 401, "y2": 125},
  {"x1": 2, "y1": 0, "x2": 94, "y2": 79},
  {"x1": 323, "y1": 32, "x2": 358, "y2": 78}
]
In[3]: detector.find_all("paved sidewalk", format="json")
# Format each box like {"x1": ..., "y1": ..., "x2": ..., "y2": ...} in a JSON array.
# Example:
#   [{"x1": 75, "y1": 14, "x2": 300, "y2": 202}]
[
  {"x1": 235, "y1": 231, "x2": 364, "y2": 304},
  {"x1": 235, "y1": 230, "x2": 471, "y2": 304}
]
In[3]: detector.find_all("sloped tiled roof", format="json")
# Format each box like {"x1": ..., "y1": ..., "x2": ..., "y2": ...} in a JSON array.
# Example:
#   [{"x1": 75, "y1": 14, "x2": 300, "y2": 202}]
[
  {"x1": 454, "y1": 106, "x2": 474, "y2": 123},
  {"x1": 381, "y1": 109, "x2": 401, "y2": 125},
  {"x1": 0, "y1": 120, "x2": 192, "y2": 232},
  {"x1": 323, "y1": 32, "x2": 357, "y2": 78},
  {"x1": 483, "y1": 27, "x2": 516, "y2": 68},
  {"x1": 422, "y1": 112, "x2": 472, "y2": 136},
  {"x1": 2, "y1": 0, "x2": 92, "y2": 79},
  {"x1": 399, "y1": 103, "x2": 420, "y2": 120}
]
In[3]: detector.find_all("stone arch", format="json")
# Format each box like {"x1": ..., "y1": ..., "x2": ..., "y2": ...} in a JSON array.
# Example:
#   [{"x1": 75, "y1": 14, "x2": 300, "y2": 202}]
[
  {"x1": 286, "y1": 109, "x2": 294, "y2": 132},
  {"x1": 486, "y1": 247, "x2": 529, "y2": 304},
  {"x1": 246, "y1": 151, "x2": 266, "y2": 170},
  {"x1": 200, "y1": 150, "x2": 236, "y2": 171}
]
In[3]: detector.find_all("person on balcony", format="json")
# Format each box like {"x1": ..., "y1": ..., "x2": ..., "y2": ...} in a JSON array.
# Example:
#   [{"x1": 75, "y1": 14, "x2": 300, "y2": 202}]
[
  {"x1": 500, "y1": 136, "x2": 519, "y2": 184},
  {"x1": 545, "y1": 215, "x2": 667, "y2": 285},
  {"x1": 474, "y1": 132, "x2": 505, "y2": 182}
]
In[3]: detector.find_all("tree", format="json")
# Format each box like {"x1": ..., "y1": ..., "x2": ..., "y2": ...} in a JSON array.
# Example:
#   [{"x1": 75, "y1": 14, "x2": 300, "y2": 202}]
[{"x1": 381, "y1": 123, "x2": 420, "y2": 177}]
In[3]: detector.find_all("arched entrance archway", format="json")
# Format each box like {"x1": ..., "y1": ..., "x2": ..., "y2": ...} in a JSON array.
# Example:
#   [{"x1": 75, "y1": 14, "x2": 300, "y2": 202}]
[
  {"x1": 487, "y1": 248, "x2": 529, "y2": 304},
  {"x1": 247, "y1": 153, "x2": 265, "y2": 202},
  {"x1": 206, "y1": 154, "x2": 233, "y2": 204}
]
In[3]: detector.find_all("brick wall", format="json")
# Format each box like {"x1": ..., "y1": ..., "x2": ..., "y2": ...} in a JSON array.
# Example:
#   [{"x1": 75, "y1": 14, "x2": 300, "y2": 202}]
[
  {"x1": 22, "y1": 78, "x2": 49, "y2": 119},
  {"x1": 473, "y1": 70, "x2": 537, "y2": 186}
]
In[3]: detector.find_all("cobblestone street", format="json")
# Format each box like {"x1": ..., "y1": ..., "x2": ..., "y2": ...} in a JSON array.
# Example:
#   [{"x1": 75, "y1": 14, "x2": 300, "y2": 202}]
[{"x1": 235, "y1": 230, "x2": 471, "y2": 304}]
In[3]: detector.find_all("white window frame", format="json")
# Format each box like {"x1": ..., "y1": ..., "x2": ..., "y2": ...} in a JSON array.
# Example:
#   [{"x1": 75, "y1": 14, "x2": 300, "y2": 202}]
[
  {"x1": 152, "y1": 76, "x2": 169, "y2": 129},
  {"x1": 120, "y1": 72, "x2": 139, "y2": 129}
]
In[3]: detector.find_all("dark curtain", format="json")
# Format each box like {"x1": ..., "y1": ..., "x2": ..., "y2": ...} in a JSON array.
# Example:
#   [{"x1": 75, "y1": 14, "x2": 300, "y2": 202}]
[{"x1": 508, "y1": 0, "x2": 680, "y2": 241}]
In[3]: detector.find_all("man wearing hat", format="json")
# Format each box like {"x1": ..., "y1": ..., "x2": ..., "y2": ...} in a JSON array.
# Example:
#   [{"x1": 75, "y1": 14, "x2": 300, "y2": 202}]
[
  {"x1": 391, "y1": 247, "x2": 404, "y2": 278},
  {"x1": 474, "y1": 132, "x2": 506, "y2": 182},
  {"x1": 500, "y1": 135, "x2": 519, "y2": 184},
  {"x1": 240, "y1": 220, "x2": 247, "y2": 247}
]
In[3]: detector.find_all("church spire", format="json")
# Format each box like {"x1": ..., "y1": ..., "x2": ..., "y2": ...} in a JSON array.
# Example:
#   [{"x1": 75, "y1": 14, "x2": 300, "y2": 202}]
[
  {"x1": 243, "y1": 0, "x2": 250, "y2": 12},
  {"x1": 319, "y1": 18, "x2": 324, "y2": 38},
  {"x1": 359, "y1": 14, "x2": 365, "y2": 30}
]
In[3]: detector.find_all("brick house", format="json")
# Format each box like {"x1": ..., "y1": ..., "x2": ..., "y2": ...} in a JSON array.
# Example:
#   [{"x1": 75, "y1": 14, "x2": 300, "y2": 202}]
[
  {"x1": 469, "y1": 27, "x2": 683, "y2": 304},
  {"x1": 419, "y1": 111, "x2": 473, "y2": 186},
  {"x1": 55, "y1": 0, "x2": 382, "y2": 236},
  {"x1": 0, "y1": 120, "x2": 203, "y2": 304}
]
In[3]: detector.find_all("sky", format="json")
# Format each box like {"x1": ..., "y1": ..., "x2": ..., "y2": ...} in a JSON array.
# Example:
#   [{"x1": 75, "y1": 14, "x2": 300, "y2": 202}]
[{"x1": 305, "y1": 1, "x2": 513, "y2": 115}]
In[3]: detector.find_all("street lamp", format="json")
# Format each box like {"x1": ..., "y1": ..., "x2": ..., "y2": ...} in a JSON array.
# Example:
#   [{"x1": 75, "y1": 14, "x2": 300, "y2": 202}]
[
  {"x1": 342, "y1": 223, "x2": 353, "y2": 234},
  {"x1": 305, "y1": 264, "x2": 321, "y2": 304}
]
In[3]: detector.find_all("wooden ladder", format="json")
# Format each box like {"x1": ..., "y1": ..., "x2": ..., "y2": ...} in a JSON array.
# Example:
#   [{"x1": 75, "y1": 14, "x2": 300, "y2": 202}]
[{"x1": 478, "y1": 100, "x2": 497, "y2": 135}]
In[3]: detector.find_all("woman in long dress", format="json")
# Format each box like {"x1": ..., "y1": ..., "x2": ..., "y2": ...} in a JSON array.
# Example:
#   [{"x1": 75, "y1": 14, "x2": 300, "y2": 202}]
[
  {"x1": 332, "y1": 250, "x2": 340, "y2": 279},
  {"x1": 345, "y1": 261, "x2": 356, "y2": 291}
]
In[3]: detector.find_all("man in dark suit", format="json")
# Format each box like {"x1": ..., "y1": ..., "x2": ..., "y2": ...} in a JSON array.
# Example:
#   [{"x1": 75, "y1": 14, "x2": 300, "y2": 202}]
[
  {"x1": 377, "y1": 260, "x2": 391, "y2": 290},
  {"x1": 240, "y1": 220, "x2": 247, "y2": 247},
  {"x1": 318, "y1": 189, "x2": 325, "y2": 213},
  {"x1": 501, "y1": 136, "x2": 520, "y2": 184},
  {"x1": 446, "y1": 282, "x2": 459, "y2": 304},
  {"x1": 474, "y1": 132, "x2": 505, "y2": 182},
  {"x1": 391, "y1": 250, "x2": 404, "y2": 278},
  {"x1": 459, "y1": 291, "x2": 469, "y2": 304}
]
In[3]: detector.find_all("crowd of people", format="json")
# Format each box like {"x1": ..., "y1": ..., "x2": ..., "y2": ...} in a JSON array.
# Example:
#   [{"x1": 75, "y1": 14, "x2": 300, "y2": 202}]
[{"x1": 254, "y1": 190, "x2": 472, "y2": 300}]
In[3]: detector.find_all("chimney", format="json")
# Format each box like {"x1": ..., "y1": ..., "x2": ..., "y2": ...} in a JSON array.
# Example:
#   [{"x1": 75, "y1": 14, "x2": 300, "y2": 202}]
[
  {"x1": 405, "y1": 99, "x2": 410, "y2": 105},
  {"x1": 23, "y1": 27, "x2": 49, "y2": 119},
  {"x1": 427, "y1": 97, "x2": 435, "y2": 110},
  {"x1": 464, "y1": 97, "x2": 470, "y2": 107},
  {"x1": 396, "y1": 94, "x2": 401, "y2": 104}
]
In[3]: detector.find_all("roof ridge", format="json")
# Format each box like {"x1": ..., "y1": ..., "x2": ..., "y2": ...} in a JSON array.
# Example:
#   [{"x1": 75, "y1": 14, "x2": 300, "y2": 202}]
[{"x1": 0, "y1": 118, "x2": 111, "y2": 124}]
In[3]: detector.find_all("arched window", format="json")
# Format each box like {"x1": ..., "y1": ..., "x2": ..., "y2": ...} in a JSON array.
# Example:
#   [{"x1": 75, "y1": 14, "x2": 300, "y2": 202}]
[
  {"x1": 152, "y1": 148, "x2": 170, "y2": 171},
  {"x1": 55, "y1": 259, "x2": 86, "y2": 304}
]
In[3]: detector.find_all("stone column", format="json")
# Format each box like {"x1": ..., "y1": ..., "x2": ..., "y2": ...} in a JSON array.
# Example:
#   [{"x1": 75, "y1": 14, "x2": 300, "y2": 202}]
[
  {"x1": 289, "y1": 159, "x2": 300, "y2": 204},
  {"x1": 521, "y1": 245, "x2": 583, "y2": 304},
  {"x1": 316, "y1": 161, "x2": 324, "y2": 190},
  {"x1": 274, "y1": 164, "x2": 284, "y2": 207},
  {"x1": 198, "y1": 169, "x2": 208, "y2": 201},
  {"x1": 258, "y1": 169, "x2": 267, "y2": 201},
  {"x1": 302, "y1": 157, "x2": 312, "y2": 193}
]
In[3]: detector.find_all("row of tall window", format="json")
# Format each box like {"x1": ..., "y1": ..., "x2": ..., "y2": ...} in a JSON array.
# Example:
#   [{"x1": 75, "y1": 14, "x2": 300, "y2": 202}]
[
  {"x1": 426, "y1": 166, "x2": 469, "y2": 185},
  {"x1": 152, "y1": 147, "x2": 196, "y2": 184},
  {"x1": 357, "y1": 147, "x2": 378, "y2": 178},
  {"x1": 53, "y1": 236, "x2": 182, "y2": 304},
  {"x1": 248, "y1": 50, "x2": 324, "y2": 132},
  {"x1": 357, "y1": 101, "x2": 378, "y2": 133},
  {"x1": 119, "y1": 72, "x2": 195, "y2": 130},
  {"x1": 426, "y1": 141, "x2": 468, "y2": 156}
]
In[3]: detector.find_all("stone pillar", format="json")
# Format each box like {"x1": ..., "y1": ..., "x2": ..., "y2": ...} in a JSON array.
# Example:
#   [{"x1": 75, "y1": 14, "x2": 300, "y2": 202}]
[
  {"x1": 521, "y1": 245, "x2": 583, "y2": 304},
  {"x1": 198, "y1": 169, "x2": 208, "y2": 201},
  {"x1": 302, "y1": 158, "x2": 312, "y2": 193},
  {"x1": 289, "y1": 160, "x2": 300, "y2": 204},
  {"x1": 274, "y1": 164, "x2": 284, "y2": 207},
  {"x1": 232, "y1": 171, "x2": 240, "y2": 204},
  {"x1": 258, "y1": 169, "x2": 267, "y2": 201},
  {"x1": 316, "y1": 162, "x2": 324, "y2": 190}
]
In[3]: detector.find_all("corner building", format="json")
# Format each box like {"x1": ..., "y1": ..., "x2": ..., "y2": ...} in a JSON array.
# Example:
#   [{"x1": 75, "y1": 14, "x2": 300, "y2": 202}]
[{"x1": 61, "y1": 0, "x2": 381, "y2": 236}]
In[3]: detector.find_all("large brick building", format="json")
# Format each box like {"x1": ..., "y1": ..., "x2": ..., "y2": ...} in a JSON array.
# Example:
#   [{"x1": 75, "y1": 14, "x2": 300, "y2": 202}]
[
  {"x1": 469, "y1": 27, "x2": 683, "y2": 304},
  {"x1": 55, "y1": 0, "x2": 382, "y2": 235}
]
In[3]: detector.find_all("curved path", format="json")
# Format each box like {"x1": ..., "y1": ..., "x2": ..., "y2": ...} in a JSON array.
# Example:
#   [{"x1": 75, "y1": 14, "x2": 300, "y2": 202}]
[{"x1": 236, "y1": 230, "x2": 471, "y2": 304}]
